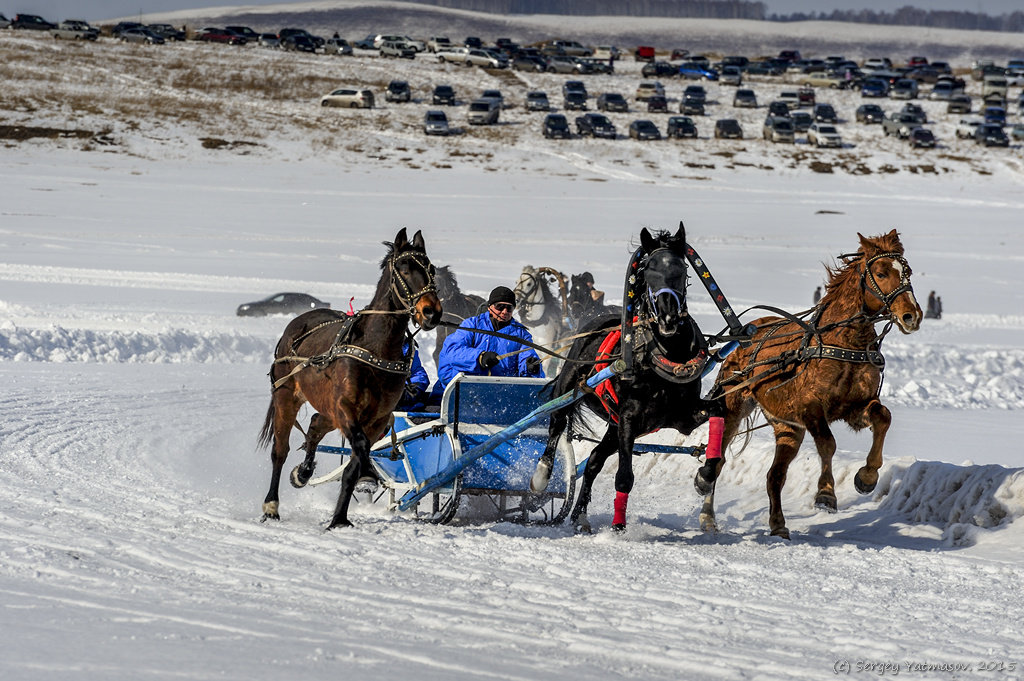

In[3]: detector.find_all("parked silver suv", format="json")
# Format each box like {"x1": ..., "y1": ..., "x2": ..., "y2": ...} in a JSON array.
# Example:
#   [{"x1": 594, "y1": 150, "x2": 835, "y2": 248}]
[{"x1": 467, "y1": 98, "x2": 500, "y2": 125}]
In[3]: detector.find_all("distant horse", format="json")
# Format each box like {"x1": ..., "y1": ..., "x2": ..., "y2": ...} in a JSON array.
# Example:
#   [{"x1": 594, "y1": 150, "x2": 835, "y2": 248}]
[
  {"x1": 258, "y1": 228, "x2": 442, "y2": 529},
  {"x1": 567, "y1": 271, "x2": 622, "y2": 331},
  {"x1": 514, "y1": 265, "x2": 569, "y2": 375},
  {"x1": 433, "y1": 265, "x2": 486, "y2": 365},
  {"x1": 706, "y1": 230, "x2": 922, "y2": 539},
  {"x1": 530, "y1": 225, "x2": 725, "y2": 532}
]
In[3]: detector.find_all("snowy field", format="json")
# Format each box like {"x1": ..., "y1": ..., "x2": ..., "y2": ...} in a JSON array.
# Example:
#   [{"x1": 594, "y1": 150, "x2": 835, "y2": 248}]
[{"x1": 2, "y1": 7, "x2": 1024, "y2": 681}]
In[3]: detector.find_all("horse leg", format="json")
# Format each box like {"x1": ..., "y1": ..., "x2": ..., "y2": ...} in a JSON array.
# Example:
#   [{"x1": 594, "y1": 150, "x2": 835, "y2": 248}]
[
  {"x1": 530, "y1": 406, "x2": 569, "y2": 492},
  {"x1": 610, "y1": 411, "x2": 641, "y2": 532},
  {"x1": 290, "y1": 412, "x2": 334, "y2": 488},
  {"x1": 854, "y1": 399, "x2": 891, "y2": 494},
  {"x1": 569, "y1": 427, "x2": 618, "y2": 533},
  {"x1": 327, "y1": 425, "x2": 370, "y2": 529},
  {"x1": 694, "y1": 415, "x2": 726, "y2": 495},
  {"x1": 699, "y1": 394, "x2": 754, "y2": 532},
  {"x1": 805, "y1": 416, "x2": 838, "y2": 512},
  {"x1": 766, "y1": 423, "x2": 806, "y2": 539},
  {"x1": 262, "y1": 390, "x2": 302, "y2": 521}
]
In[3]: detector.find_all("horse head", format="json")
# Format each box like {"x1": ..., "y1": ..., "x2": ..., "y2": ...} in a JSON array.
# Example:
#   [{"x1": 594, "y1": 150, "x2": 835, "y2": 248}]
[
  {"x1": 434, "y1": 265, "x2": 457, "y2": 303},
  {"x1": 854, "y1": 230, "x2": 922, "y2": 334},
  {"x1": 640, "y1": 225, "x2": 689, "y2": 336},
  {"x1": 389, "y1": 228, "x2": 442, "y2": 330},
  {"x1": 514, "y1": 265, "x2": 546, "y2": 324}
]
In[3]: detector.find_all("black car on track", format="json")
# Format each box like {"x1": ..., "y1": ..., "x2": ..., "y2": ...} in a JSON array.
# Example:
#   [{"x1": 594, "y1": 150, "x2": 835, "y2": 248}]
[{"x1": 237, "y1": 293, "x2": 330, "y2": 317}]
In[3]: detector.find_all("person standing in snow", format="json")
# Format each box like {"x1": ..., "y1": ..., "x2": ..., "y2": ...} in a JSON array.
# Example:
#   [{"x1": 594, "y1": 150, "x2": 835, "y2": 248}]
[
  {"x1": 429, "y1": 285, "x2": 543, "y2": 402},
  {"x1": 813, "y1": 286, "x2": 822, "y2": 304}
]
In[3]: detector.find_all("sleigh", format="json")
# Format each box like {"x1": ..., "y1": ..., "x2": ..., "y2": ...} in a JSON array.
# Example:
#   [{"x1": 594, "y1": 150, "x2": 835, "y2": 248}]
[{"x1": 308, "y1": 358, "x2": 721, "y2": 525}]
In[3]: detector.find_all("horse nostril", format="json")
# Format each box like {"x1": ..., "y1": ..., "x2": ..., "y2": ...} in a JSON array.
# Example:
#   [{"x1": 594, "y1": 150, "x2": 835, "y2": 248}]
[{"x1": 903, "y1": 312, "x2": 917, "y2": 326}]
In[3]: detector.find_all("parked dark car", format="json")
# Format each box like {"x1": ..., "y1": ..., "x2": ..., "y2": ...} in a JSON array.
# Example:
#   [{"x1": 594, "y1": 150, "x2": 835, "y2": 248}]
[
  {"x1": 860, "y1": 78, "x2": 889, "y2": 98},
  {"x1": 147, "y1": 23, "x2": 186, "y2": 41},
  {"x1": 909, "y1": 128, "x2": 936, "y2": 148},
  {"x1": 733, "y1": 89, "x2": 757, "y2": 108},
  {"x1": 790, "y1": 111, "x2": 813, "y2": 132},
  {"x1": 642, "y1": 61, "x2": 677, "y2": 78},
  {"x1": 855, "y1": 103, "x2": 886, "y2": 123},
  {"x1": 432, "y1": 85, "x2": 456, "y2": 106},
  {"x1": 974, "y1": 123, "x2": 1009, "y2": 147},
  {"x1": 679, "y1": 98, "x2": 705, "y2": 116},
  {"x1": 667, "y1": 116, "x2": 698, "y2": 138},
  {"x1": 197, "y1": 27, "x2": 247, "y2": 45},
  {"x1": 714, "y1": 119, "x2": 743, "y2": 139},
  {"x1": 563, "y1": 91, "x2": 588, "y2": 111},
  {"x1": 11, "y1": 14, "x2": 56, "y2": 30},
  {"x1": 512, "y1": 55, "x2": 547, "y2": 72},
  {"x1": 542, "y1": 113, "x2": 571, "y2": 139},
  {"x1": 525, "y1": 91, "x2": 550, "y2": 111},
  {"x1": 225, "y1": 25, "x2": 259, "y2": 43},
  {"x1": 237, "y1": 293, "x2": 330, "y2": 317},
  {"x1": 947, "y1": 95, "x2": 972, "y2": 114},
  {"x1": 628, "y1": 119, "x2": 662, "y2": 140},
  {"x1": 767, "y1": 101, "x2": 790, "y2": 117},
  {"x1": 813, "y1": 103, "x2": 838, "y2": 123},
  {"x1": 647, "y1": 95, "x2": 669, "y2": 113},
  {"x1": 386, "y1": 80, "x2": 412, "y2": 103},
  {"x1": 596, "y1": 92, "x2": 629, "y2": 112},
  {"x1": 575, "y1": 112, "x2": 617, "y2": 139}
]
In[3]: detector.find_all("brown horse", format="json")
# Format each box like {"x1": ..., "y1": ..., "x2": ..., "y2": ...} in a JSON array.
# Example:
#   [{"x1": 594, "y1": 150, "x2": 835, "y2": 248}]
[
  {"x1": 257, "y1": 228, "x2": 442, "y2": 529},
  {"x1": 706, "y1": 230, "x2": 922, "y2": 539}
]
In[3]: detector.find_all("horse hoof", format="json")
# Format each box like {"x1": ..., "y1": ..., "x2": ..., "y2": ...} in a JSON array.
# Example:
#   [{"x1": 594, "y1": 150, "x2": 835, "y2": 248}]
[
  {"x1": 694, "y1": 471, "x2": 716, "y2": 496},
  {"x1": 290, "y1": 464, "x2": 314, "y2": 489},
  {"x1": 261, "y1": 501, "x2": 279, "y2": 521},
  {"x1": 530, "y1": 460, "x2": 552, "y2": 493},
  {"x1": 854, "y1": 470, "x2": 877, "y2": 495},
  {"x1": 574, "y1": 518, "x2": 592, "y2": 534},
  {"x1": 260, "y1": 513, "x2": 279, "y2": 523},
  {"x1": 770, "y1": 527, "x2": 791, "y2": 540},
  {"x1": 354, "y1": 476, "x2": 379, "y2": 495},
  {"x1": 814, "y1": 494, "x2": 838, "y2": 513},
  {"x1": 611, "y1": 523, "x2": 626, "y2": 533},
  {"x1": 699, "y1": 513, "x2": 718, "y2": 533},
  {"x1": 326, "y1": 519, "x2": 354, "y2": 530}
]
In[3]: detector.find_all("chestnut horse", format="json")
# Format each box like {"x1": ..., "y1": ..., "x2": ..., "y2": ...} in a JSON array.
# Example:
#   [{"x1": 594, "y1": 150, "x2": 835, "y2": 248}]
[
  {"x1": 258, "y1": 228, "x2": 442, "y2": 529},
  {"x1": 705, "y1": 230, "x2": 922, "y2": 539}
]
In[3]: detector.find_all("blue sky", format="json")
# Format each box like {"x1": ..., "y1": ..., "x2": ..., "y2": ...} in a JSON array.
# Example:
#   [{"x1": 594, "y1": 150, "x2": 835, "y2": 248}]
[{"x1": 12, "y1": 0, "x2": 1024, "y2": 24}]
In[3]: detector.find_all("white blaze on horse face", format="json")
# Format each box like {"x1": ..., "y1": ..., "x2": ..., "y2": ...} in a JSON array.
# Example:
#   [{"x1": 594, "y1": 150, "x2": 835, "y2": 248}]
[{"x1": 889, "y1": 258, "x2": 921, "y2": 332}]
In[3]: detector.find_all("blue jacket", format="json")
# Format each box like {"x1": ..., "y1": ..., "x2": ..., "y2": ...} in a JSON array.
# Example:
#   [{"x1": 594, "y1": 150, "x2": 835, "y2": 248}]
[
  {"x1": 431, "y1": 312, "x2": 543, "y2": 398},
  {"x1": 396, "y1": 340, "x2": 430, "y2": 410}
]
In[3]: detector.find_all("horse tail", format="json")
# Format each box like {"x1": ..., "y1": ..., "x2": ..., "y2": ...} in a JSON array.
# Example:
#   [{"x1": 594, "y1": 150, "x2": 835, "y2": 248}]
[
  {"x1": 257, "y1": 398, "x2": 276, "y2": 450},
  {"x1": 728, "y1": 411, "x2": 758, "y2": 456}
]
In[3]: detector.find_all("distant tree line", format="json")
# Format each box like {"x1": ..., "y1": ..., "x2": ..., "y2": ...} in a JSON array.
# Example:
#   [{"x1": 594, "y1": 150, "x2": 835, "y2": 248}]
[
  {"x1": 410, "y1": 0, "x2": 766, "y2": 20},
  {"x1": 408, "y1": 0, "x2": 1024, "y2": 32},
  {"x1": 769, "y1": 7, "x2": 1024, "y2": 33}
]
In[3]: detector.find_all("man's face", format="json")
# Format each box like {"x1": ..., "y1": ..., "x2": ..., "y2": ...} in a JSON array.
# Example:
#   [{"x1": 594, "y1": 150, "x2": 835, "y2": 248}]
[{"x1": 489, "y1": 302, "x2": 514, "y2": 324}]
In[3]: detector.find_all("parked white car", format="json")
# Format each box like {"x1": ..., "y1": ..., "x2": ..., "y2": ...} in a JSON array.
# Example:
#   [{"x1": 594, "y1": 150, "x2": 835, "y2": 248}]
[
  {"x1": 467, "y1": 98, "x2": 500, "y2": 125},
  {"x1": 807, "y1": 123, "x2": 842, "y2": 148},
  {"x1": 320, "y1": 88, "x2": 375, "y2": 108}
]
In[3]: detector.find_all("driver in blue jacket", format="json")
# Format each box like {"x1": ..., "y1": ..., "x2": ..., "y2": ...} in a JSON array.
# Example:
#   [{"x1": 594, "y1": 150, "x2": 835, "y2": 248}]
[{"x1": 430, "y1": 285, "x2": 544, "y2": 401}]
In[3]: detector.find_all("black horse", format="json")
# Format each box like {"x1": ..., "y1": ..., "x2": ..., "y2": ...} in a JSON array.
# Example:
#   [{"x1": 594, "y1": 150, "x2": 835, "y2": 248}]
[
  {"x1": 567, "y1": 271, "x2": 622, "y2": 331},
  {"x1": 530, "y1": 225, "x2": 726, "y2": 532},
  {"x1": 432, "y1": 265, "x2": 486, "y2": 365}
]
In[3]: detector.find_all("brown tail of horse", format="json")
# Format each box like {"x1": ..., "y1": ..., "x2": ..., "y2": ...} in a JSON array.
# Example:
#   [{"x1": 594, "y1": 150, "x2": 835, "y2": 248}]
[{"x1": 257, "y1": 399, "x2": 276, "y2": 450}]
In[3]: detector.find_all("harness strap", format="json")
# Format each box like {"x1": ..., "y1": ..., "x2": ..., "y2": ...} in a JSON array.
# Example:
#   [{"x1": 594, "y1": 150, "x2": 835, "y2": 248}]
[{"x1": 593, "y1": 328, "x2": 623, "y2": 424}]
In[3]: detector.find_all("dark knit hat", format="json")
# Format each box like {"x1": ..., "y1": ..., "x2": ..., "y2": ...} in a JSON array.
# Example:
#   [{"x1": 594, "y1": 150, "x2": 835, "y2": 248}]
[{"x1": 487, "y1": 285, "x2": 516, "y2": 306}]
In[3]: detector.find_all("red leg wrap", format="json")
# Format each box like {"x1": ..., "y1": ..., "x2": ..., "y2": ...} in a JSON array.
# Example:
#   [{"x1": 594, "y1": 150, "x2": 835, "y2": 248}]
[
  {"x1": 706, "y1": 416, "x2": 724, "y2": 460},
  {"x1": 613, "y1": 491, "x2": 628, "y2": 526}
]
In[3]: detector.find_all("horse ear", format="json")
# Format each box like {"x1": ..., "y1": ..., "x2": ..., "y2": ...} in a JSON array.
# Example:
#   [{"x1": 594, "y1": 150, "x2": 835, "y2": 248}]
[
  {"x1": 394, "y1": 228, "x2": 409, "y2": 250},
  {"x1": 411, "y1": 229, "x2": 425, "y2": 250},
  {"x1": 857, "y1": 232, "x2": 874, "y2": 254},
  {"x1": 673, "y1": 221, "x2": 686, "y2": 245},
  {"x1": 640, "y1": 227, "x2": 657, "y2": 254}
]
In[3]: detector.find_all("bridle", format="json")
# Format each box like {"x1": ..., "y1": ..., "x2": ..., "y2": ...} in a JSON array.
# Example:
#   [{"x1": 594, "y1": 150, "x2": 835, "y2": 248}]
[
  {"x1": 388, "y1": 250, "x2": 437, "y2": 316},
  {"x1": 853, "y1": 251, "x2": 915, "y2": 320},
  {"x1": 643, "y1": 247, "x2": 689, "y2": 325}
]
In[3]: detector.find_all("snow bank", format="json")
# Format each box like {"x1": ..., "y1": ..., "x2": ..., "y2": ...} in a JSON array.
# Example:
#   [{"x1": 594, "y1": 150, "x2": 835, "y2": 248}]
[
  {"x1": 877, "y1": 460, "x2": 1024, "y2": 547},
  {"x1": 0, "y1": 321, "x2": 272, "y2": 363}
]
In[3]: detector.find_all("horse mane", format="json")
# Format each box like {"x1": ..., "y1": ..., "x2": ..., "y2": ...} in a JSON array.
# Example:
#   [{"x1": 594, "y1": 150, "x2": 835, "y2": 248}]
[{"x1": 821, "y1": 230, "x2": 904, "y2": 306}]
